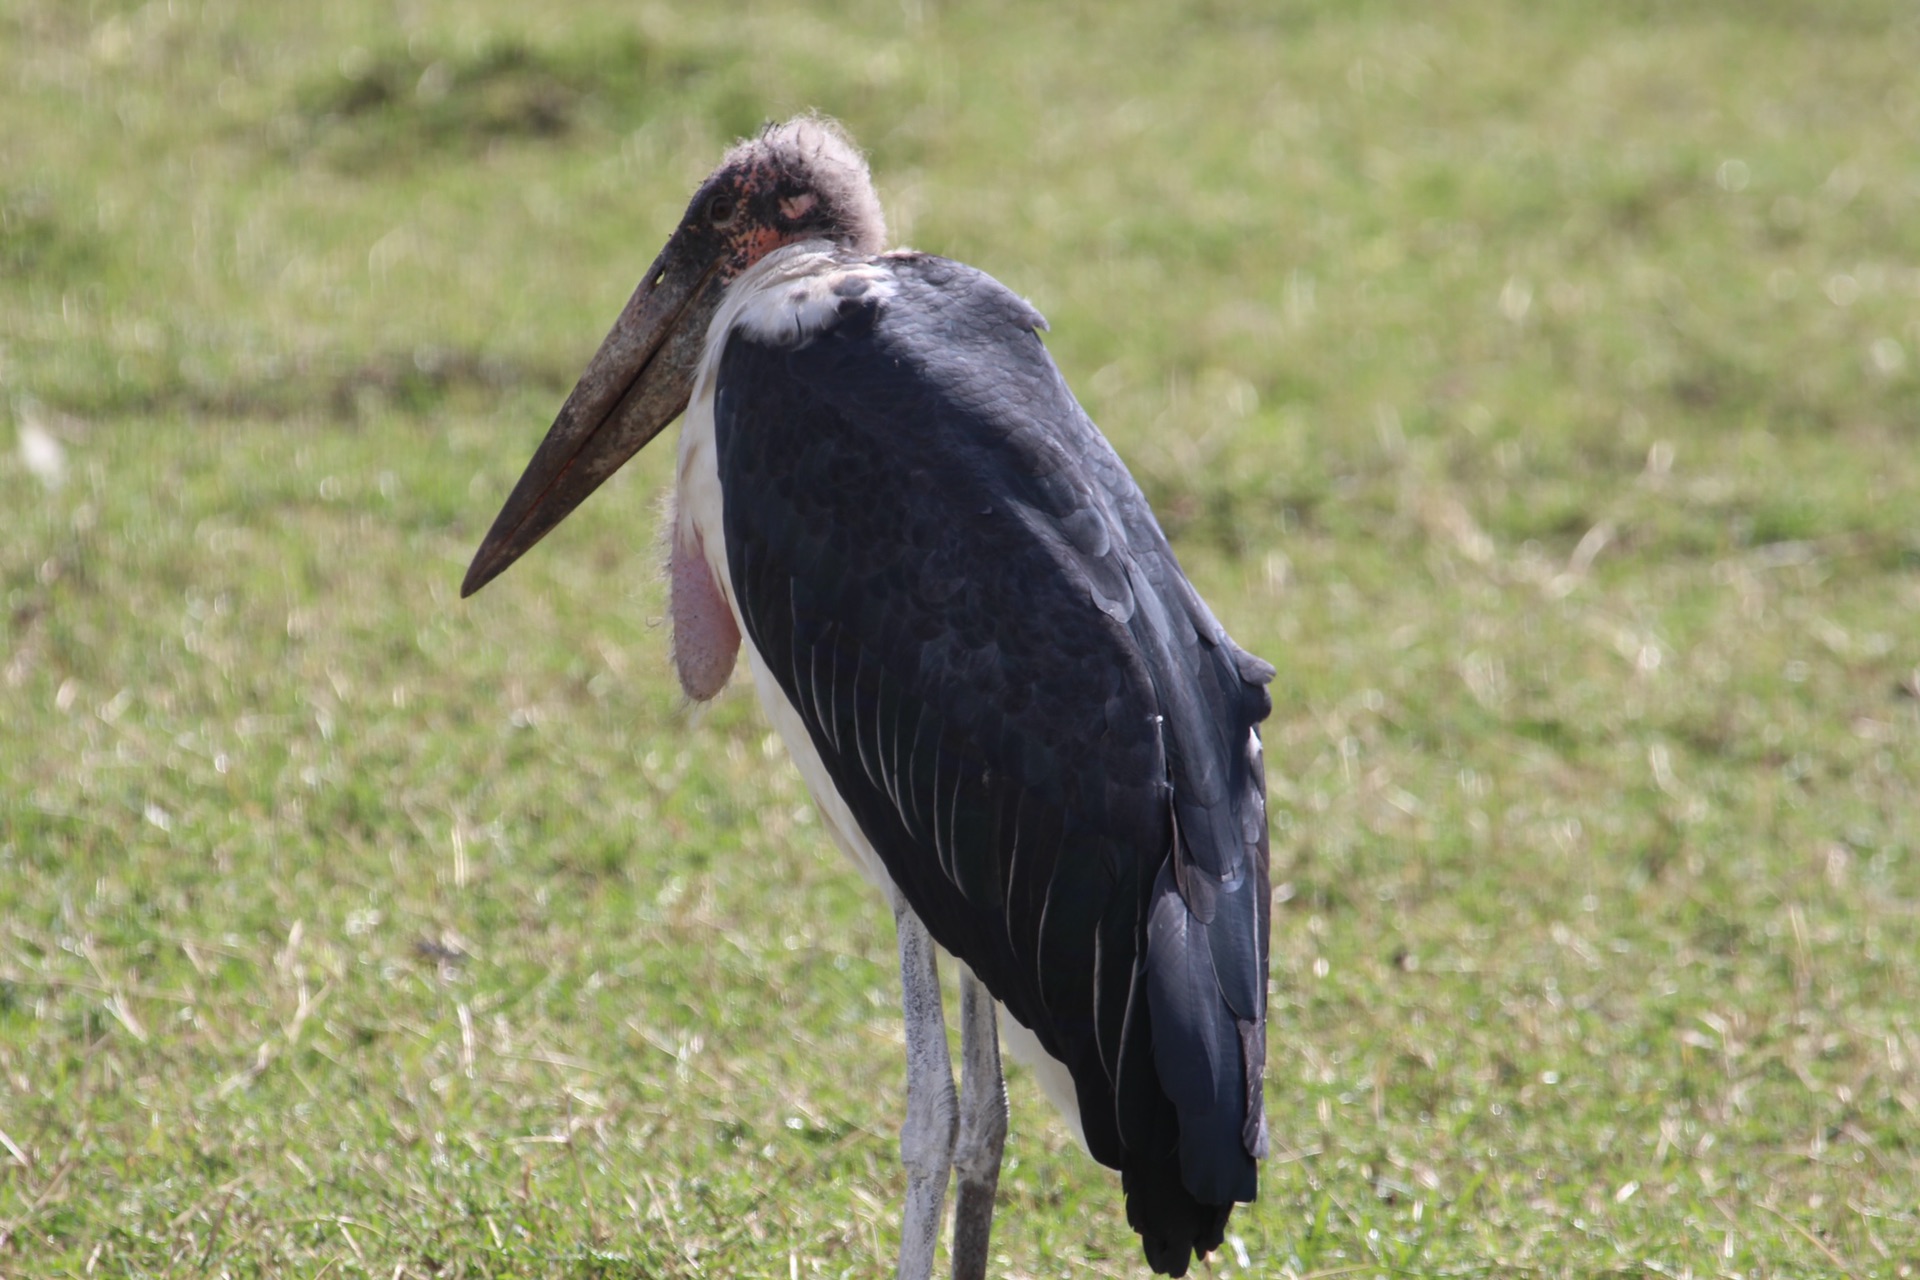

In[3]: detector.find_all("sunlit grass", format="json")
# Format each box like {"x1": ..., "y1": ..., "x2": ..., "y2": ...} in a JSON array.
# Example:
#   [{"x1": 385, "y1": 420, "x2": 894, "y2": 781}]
[{"x1": 3, "y1": 0, "x2": 1919, "y2": 1275}]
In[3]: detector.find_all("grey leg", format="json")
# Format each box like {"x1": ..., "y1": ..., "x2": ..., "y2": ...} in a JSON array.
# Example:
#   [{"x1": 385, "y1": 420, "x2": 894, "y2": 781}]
[
  {"x1": 893, "y1": 903, "x2": 957, "y2": 1280},
  {"x1": 949, "y1": 967, "x2": 1007, "y2": 1280}
]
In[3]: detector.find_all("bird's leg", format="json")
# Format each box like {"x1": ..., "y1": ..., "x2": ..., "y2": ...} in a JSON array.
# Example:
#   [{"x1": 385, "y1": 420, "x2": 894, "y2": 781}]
[
  {"x1": 949, "y1": 968, "x2": 1007, "y2": 1280},
  {"x1": 893, "y1": 902, "x2": 957, "y2": 1280}
]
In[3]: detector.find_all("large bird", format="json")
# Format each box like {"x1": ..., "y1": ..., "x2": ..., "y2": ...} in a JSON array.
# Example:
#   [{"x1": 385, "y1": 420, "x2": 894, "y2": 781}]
[{"x1": 463, "y1": 116, "x2": 1274, "y2": 1278}]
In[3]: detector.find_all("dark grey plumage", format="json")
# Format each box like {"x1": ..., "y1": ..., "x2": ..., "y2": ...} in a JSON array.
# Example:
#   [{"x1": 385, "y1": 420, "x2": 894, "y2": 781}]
[{"x1": 712, "y1": 252, "x2": 1273, "y2": 1276}]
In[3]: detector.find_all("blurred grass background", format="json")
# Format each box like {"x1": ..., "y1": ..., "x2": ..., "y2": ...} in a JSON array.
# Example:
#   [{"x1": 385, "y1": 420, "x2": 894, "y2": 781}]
[{"x1": 4, "y1": 0, "x2": 1920, "y2": 1275}]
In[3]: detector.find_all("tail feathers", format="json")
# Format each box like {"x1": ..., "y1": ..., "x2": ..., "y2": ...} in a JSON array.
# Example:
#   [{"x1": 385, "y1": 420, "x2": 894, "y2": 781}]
[{"x1": 1122, "y1": 1151, "x2": 1233, "y2": 1277}]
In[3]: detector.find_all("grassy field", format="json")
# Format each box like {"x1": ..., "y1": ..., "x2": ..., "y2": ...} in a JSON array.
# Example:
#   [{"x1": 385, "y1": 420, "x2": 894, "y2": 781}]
[{"x1": 4, "y1": 0, "x2": 1920, "y2": 1275}]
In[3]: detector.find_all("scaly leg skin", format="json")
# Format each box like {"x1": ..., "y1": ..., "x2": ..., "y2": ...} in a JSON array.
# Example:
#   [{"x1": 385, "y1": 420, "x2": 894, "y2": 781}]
[
  {"x1": 949, "y1": 968, "x2": 1007, "y2": 1280},
  {"x1": 893, "y1": 904, "x2": 957, "y2": 1280}
]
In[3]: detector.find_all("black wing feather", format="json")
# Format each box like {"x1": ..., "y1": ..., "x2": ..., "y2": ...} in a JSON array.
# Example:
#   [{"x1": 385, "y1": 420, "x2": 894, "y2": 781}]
[{"x1": 713, "y1": 253, "x2": 1272, "y2": 1277}]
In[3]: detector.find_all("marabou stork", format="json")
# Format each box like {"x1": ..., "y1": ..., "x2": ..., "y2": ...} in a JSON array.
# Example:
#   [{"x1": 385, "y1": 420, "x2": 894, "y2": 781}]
[{"x1": 462, "y1": 116, "x2": 1275, "y2": 1278}]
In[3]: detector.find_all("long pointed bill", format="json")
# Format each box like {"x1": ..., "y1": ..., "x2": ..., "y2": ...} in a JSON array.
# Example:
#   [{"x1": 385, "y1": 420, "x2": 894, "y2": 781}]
[{"x1": 461, "y1": 239, "x2": 727, "y2": 598}]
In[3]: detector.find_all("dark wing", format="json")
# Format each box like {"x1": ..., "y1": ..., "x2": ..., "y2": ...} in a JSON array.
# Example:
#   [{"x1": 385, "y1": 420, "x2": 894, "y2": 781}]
[{"x1": 713, "y1": 253, "x2": 1273, "y2": 1276}]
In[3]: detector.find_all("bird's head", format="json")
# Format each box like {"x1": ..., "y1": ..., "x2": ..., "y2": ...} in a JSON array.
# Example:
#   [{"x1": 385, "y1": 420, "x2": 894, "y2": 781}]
[{"x1": 461, "y1": 115, "x2": 884, "y2": 598}]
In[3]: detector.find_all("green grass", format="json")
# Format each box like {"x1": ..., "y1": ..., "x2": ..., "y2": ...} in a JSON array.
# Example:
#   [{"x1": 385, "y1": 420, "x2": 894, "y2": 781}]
[{"x1": 4, "y1": 0, "x2": 1920, "y2": 1275}]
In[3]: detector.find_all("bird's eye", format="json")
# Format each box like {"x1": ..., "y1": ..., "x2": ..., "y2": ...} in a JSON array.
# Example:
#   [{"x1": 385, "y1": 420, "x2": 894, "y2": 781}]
[{"x1": 707, "y1": 195, "x2": 737, "y2": 226}]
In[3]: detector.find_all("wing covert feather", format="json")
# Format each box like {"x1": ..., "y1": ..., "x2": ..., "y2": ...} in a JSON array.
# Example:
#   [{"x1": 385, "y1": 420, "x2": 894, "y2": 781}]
[{"x1": 711, "y1": 253, "x2": 1273, "y2": 1273}]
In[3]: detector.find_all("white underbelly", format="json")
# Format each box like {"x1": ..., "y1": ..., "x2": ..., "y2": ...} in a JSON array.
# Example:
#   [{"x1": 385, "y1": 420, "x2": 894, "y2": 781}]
[
  {"x1": 745, "y1": 641, "x2": 1087, "y2": 1150},
  {"x1": 745, "y1": 642, "x2": 900, "y2": 898}
]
